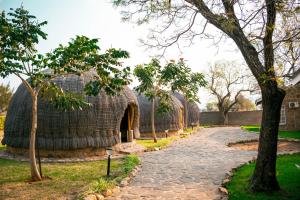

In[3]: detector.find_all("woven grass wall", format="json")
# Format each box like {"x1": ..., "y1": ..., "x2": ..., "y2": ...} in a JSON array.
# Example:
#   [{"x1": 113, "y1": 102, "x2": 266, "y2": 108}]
[
  {"x1": 137, "y1": 93, "x2": 183, "y2": 134},
  {"x1": 2, "y1": 71, "x2": 139, "y2": 150},
  {"x1": 173, "y1": 92, "x2": 201, "y2": 127}
]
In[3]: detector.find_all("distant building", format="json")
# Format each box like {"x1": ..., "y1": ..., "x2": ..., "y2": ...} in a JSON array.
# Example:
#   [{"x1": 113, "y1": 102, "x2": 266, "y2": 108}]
[
  {"x1": 256, "y1": 70, "x2": 300, "y2": 131},
  {"x1": 290, "y1": 70, "x2": 300, "y2": 86}
]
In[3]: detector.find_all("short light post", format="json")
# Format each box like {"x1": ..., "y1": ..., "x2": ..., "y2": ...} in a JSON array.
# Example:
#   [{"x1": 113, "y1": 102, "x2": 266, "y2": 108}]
[
  {"x1": 106, "y1": 147, "x2": 113, "y2": 177},
  {"x1": 165, "y1": 129, "x2": 169, "y2": 138}
]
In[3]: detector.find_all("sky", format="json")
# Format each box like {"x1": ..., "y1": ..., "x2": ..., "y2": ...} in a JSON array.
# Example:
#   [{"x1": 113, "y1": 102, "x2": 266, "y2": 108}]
[{"x1": 0, "y1": 0, "x2": 249, "y2": 109}]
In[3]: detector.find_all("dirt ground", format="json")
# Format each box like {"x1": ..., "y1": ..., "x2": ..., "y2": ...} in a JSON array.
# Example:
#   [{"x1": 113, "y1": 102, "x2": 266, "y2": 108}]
[{"x1": 229, "y1": 140, "x2": 300, "y2": 152}]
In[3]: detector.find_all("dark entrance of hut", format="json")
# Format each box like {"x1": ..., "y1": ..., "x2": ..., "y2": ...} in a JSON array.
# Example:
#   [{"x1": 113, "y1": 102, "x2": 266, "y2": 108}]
[{"x1": 120, "y1": 105, "x2": 134, "y2": 143}]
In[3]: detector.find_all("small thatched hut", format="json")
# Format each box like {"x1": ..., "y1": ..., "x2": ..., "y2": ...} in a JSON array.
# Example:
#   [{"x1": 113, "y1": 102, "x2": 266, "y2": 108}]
[
  {"x1": 2, "y1": 71, "x2": 139, "y2": 157},
  {"x1": 137, "y1": 93, "x2": 184, "y2": 138},
  {"x1": 173, "y1": 92, "x2": 201, "y2": 127}
]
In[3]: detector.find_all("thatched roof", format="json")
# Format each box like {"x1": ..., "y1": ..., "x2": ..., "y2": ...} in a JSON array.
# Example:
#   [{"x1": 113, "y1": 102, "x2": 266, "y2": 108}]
[
  {"x1": 2, "y1": 71, "x2": 139, "y2": 150},
  {"x1": 137, "y1": 93, "x2": 183, "y2": 133},
  {"x1": 173, "y1": 92, "x2": 200, "y2": 126}
]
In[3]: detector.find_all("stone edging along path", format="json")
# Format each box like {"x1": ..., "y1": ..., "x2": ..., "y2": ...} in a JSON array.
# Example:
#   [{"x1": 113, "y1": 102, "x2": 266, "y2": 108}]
[{"x1": 106, "y1": 127, "x2": 300, "y2": 200}]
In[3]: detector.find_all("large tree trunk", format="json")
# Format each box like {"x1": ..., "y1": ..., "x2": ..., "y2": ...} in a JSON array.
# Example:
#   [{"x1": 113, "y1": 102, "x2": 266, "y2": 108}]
[
  {"x1": 29, "y1": 94, "x2": 42, "y2": 181},
  {"x1": 218, "y1": 105, "x2": 228, "y2": 125},
  {"x1": 184, "y1": 97, "x2": 188, "y2": 129},
  {"x1": 250, "y1": 87, "x2": 285, "y2": 191},
  {"x1": 151, "y1": 98, "x2": 157, "y2": 143},
  {"x1": 189, "y1": 0, "x2": 283, "y2": 192}
]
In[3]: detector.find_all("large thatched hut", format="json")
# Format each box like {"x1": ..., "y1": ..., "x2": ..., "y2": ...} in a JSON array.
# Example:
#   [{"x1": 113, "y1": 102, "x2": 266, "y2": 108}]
[
  {"x1": 2, "y1": 71, "x2": 139, "y2": 157},
  {"x1": 137, "y1": 93, "x2": 184, "y2": 138},
  {"x1": 173, "y1": 92, "x2": 201, "y2": 127}
]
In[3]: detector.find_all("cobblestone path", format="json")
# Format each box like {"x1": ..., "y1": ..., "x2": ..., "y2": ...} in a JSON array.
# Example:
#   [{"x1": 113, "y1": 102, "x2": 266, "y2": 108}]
[{"x1": 108, "y1": 127, "x2": 259, "y2": 200}]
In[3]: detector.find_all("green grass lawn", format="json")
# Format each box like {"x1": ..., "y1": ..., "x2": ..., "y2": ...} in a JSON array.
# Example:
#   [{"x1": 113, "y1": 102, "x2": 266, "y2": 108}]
[
  {"x1": 136, "y1": 127, "x2": 197, "y2": 151},
  {"x1": 241, "y1": 125, "x2": 300, "y2": 140},
  {"x1": 136, "y1": 136, "x2": 179, "y2": 151},
  {"x1": 226, "y1": 153, "x2": 300, "y2": 200},
  {"x1": 0, "y1": 155, "x2": 139, "y2": 200},
  {"x1": 0, "y1": 143, "x2": 5, "y2": 151}
]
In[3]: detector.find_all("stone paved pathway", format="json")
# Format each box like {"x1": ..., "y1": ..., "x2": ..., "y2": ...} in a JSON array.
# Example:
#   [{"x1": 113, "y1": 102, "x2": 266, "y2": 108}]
[{"x1": 108, "y1": 127, "x2": 259, "y2": 200}]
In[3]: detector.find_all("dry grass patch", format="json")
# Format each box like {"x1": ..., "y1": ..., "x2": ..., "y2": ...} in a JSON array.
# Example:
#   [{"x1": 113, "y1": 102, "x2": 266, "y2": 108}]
[
  {"x1": 0, "y1": 155, "x2": 140, "y2": 200},
  {"x1": 229, "y1": 140, "x2": 300, "y2": 153}
]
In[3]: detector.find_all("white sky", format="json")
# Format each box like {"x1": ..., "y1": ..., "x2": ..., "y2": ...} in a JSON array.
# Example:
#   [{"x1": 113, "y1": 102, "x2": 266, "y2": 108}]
[{"x1": 0, "y1": 0, "x2": 252, "y2": 109}]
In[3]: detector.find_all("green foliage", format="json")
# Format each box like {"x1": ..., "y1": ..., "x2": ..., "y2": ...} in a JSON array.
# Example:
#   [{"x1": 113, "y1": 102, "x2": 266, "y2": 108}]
[
  {"x1": 0, "y1": 84, "x2": 13, "y2": 112},
  {"x1": 134, "y1": 58, "x2": 172, "y2": 114},
  {"x1": 0, "y1": 115, "x2": 5, "y2": 130},
  {"x1": 241, "y1": 126, "x2": 300, "y2": 140},
  {"x1": 226, "y1": 153, "x2": 300, "y2": 200},
  {"x1": 0, "y1": 6, "x2": 131, "y2": 111},
  {"x1": 0, "y1": 7, "x2": 47, "y2": 77},
  {"x1": 122, "y1": 154, "x2": 140, "y2": 174},
  {"x1": 39, "y1": 82, "x2": 91, "y2": 111},
  {"x1": 162, "y1": 58, "x2": 207, "y2": 103},
  {"x1": 89, "y1": 177, "x2": 115, "y2": 193}
]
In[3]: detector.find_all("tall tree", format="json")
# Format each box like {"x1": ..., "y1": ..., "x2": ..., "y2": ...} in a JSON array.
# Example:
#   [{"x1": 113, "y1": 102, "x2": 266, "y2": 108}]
[
  {"x1": 0, "y1": 7, "x2": 131, "y2": 181},
  {"x1": 134, "y1": 59, "x2": 172, "y2": 143},
  {"x1": 0, "y1": 83, "x2": 13, "y2": 112},
  {"x1": 162, "y1": 58, "x2": 206, "y2": 128},
  {"x1": 207, "y1": 61, "x2": 255, "y2": 124},
  {"x1": 114, "y1": 0, "x2": 300, "y2": 191}
]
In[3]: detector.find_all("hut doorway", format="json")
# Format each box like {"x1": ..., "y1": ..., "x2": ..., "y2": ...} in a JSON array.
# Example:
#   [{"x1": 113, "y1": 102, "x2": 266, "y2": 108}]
[{"x1": 120, "y1": 105, "x2": 135, "y2": 143}]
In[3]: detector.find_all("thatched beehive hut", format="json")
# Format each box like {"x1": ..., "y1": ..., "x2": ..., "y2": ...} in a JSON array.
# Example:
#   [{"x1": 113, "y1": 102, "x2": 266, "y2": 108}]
[
  {"x1": 2, "y1": 71, "x2": 139, "y2": 157},
  {"x1": 137, "y1": 93, "x2": 184, "y2": 138},
  {"x1": 173, "y1": 92, "x2": 200, "y2": 127}
]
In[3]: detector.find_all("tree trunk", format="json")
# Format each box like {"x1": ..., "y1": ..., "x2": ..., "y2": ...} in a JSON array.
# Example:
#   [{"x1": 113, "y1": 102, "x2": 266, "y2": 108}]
[
  {"x1": 250, "y1": 87, "x2": 285, "y2": 192},
  {"x1": 218, "y1": 106, "x2": 228, "y2": 125},
  {"x1": 151, "y1": 98, "x2": 157, "y2": 143},
  {"x1": 29, "y1": 94, "x2": 42, "y2": 181},
  {"x1": 184, "y1": 97, "x2": 188, "y2": 129},
  {"x1": 221, "y1": 111, "x2": 229, "y2": 125}
]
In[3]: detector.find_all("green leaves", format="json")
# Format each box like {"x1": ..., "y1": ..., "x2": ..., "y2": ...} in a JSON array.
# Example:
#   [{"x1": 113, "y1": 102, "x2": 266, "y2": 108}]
[
  {"x1": 45, "y1": 36, "x2": 100, "y2": 74},
  {"x1": 1, "y1": 6, "x2": 132, "y2": 112},
  {"x1": 156, "y1": 90, "x2": 172, "y2": 114},
  {"x1": 134, "y1": 58, "x2": 173, "y2": 114},
  {"x1": 39, "y1": 82, "x2": 91, "y2": 112},
  {"x1": 0, "y1": 6, "x2": 48, "y2": 78},
  {"x1": 161, "y1": 58, "x2": 207, "y2": 103}
]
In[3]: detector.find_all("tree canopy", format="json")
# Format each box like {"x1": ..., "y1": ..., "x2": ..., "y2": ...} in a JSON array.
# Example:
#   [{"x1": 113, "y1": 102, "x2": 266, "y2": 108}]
[{"x1": 161, "y1": 58, "x2": 206, "y2": 128}]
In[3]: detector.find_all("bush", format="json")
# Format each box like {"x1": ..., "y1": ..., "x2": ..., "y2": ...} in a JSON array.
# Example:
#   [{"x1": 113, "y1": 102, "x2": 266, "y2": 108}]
[
  {"x1": 90, "y1": 177, "x2": 115, "y2": 193},
  {"x1": 122, "y1": 154, "x2": 140, "y2": 174},
  {"x1": 0, "y1": 116, "x2": 5, "y2": 130}
]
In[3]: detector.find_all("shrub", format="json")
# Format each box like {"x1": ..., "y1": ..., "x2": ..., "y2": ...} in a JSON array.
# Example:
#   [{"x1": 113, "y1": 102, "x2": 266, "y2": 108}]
[
  {"x1": 122, "y1": 154, "x2": 140, "y2": 174},
  {"x1": 90, "y1": 177, "x2": 115, "y2": 193}
]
